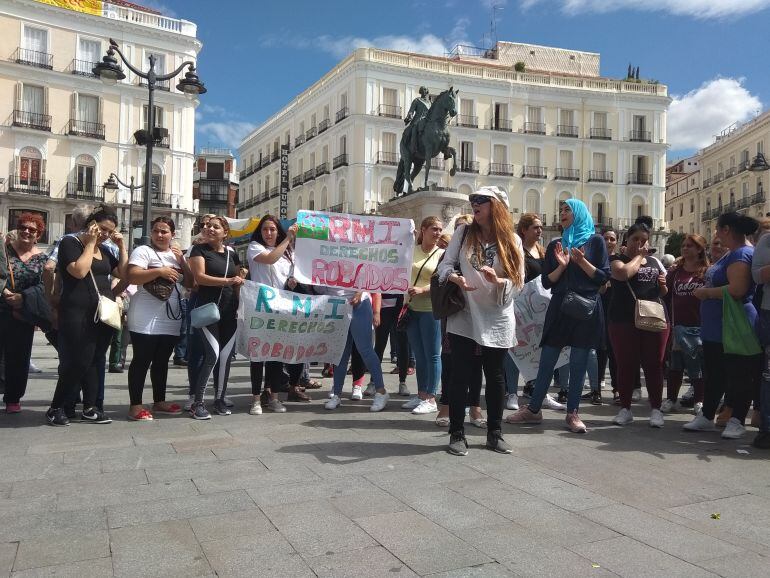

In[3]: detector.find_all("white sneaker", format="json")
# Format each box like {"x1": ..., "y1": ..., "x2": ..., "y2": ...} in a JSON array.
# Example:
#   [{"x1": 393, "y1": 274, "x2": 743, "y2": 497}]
[
  {"x1": 599, "y1": 380, "x2": 606, "y2": 391},
  {"x1": 649, "y1": 409, "x2": 664, "y2": 428},
  {"x1": 28, "y1": 361, "x2": 42, "y2": 374},
  {"x1": 506, "y1": 393, "x2": 520, "y2": 411},
  {"x1": 631, "y1": 388, "x2": 642, "y2": 402},
  {"x1": 398, "y1": 382, "x2": 410, "y2": 396},
  {"x1": 401, "y1": 395, "x2": 421, "y2": 410},
  {"x1": 363, "y1": 382, "x2": 376, "y2": 397},
  {"x1": 613, "y1": 408, "x2": 634, "y2": 425},
  {"x1": 412, "y1": 399, "x2": 438, "y2": 415},
  {"x1": 542, "y1": 394, "x2": 566, "y2": 411},
  {"x1": 183, "y1": 395, "x2": 195, "y2": 412},
  {"x1": 249, "y1": 400, "x2": 263, "y2": 415},
  {"x1": 660, "y1": 399, "x2": 679, "y2": 414},
  {"x1": 694, "y1": 402, "x2": 704, "y2": 416},
  {"x1": 370, "y1": 392, "x2": 389, "y2": 412},
  {"x1": 325, "y1": 394, "x2": 341, "y2": 410},
  {"x1": 722, "y1": 417, "x2": 746, "y2": 439},
  {"x1": 351, "y1": 386, "x2": 363, "y2": 400},
  {"x1": 683, "y1": 415, "x2": 716, "y2": 431}
]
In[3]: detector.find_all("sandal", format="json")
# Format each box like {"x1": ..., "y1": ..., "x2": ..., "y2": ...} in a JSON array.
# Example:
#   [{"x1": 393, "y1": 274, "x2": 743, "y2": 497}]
[
  {"x1": 128, "y1": 409, "x2": 153, "y2": 421},
  {"x1": 469, "y1": 416, "x2": 487, "y2": 428},
  {"x1": 435, "y1": 416, "x2": 450, "y2": 427},
  {"x1": 152, "y1": 403, "x2": 183, "y2": 415},
  {"x1": 287, "y1": 387, "x2": 311, "y2": 402},
  {"x1": 303, "y1": 379, "x2": 323, "y2": 390}
]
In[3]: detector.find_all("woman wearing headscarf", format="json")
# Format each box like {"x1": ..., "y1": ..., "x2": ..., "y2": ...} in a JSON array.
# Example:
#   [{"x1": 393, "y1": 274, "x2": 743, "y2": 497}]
[{"x1": 507, "y1": 199, "x2": 610, "y2": 433}]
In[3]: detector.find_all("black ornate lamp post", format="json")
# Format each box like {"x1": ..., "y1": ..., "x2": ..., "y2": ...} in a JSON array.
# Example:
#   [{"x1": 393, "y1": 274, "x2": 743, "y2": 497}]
[
  {"x1": 93, "y1": 38, "x2": 206, "y2": 246},
  {"x1": 104, "y1": 173, "x2": 142, "y2": 244},
  {"x1": 749, "y1": 151, "x2": 770, "y2": 173}
]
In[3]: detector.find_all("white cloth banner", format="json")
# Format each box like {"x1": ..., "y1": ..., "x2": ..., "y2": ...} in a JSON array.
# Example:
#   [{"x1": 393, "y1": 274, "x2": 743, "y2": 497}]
[
  {"x1": 509, "y1": 277, "x2": 570, "y2": 381},
  {"x1": 237, "y1": 281, "x2": 352, "y2": 364},
  {"x1": 293, "y1": 210, "x2": 415, "y2": 293}
]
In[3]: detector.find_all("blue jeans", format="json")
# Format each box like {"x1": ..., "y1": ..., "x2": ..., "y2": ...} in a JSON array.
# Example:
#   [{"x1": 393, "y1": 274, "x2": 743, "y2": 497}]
[
  {"x1": 529, "y1": 346, "x2": 590, "y2": 413},
  {"x1": 405, "y1": 310, "x2": 441, "y2": 396},
  {"x1": 504, "y1": 354, "x2": 519, "y2": 395},
  {"x1": 333, "y1": 299, "x2": 384, "y2": 395}
]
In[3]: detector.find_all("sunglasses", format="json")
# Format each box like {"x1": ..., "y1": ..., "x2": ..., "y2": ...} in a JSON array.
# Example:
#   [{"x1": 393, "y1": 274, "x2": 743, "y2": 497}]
[
  {"x1": 19, "y1": 225, "x2": 38, "y2": 234},
  {"x1": 469, "y1": 195, "x2": 491, "y2": 206}
]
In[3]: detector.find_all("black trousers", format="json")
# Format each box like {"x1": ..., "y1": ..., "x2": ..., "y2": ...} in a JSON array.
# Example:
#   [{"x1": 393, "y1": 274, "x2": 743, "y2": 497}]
[
  {"x1": 448, "y1": 333, "x2": 506, "y2": 435},
  {"x1": 51, "y1": 315, "x2": 113, "y2": 410},
  {"x1": 440, "y1": 351, "x2": 482, "y2": 407},
  {"x1": 250, "y1": 361, "x2": 303, "y2": 395},
  {"x1": 702, "y1": 340, "x2": 761, "y2": 423},
  {"x1": 127, "y1": 332, "x2": 178, "y2": 405},
  {"x1": 0, "y1": 313, "x2": 35, "y2": 404}
]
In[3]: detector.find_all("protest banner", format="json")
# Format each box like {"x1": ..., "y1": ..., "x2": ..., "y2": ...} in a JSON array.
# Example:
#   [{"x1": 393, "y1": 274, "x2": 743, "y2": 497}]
[
  {"x1": 237, "y1": 281, "x2": 352, "y2": 364},
  {"x1": 510, "y1": 277, "x2": 570, "y2": 381},
  {"x1": 292, "y1": 210, "x2": 415, "y2": 293}
]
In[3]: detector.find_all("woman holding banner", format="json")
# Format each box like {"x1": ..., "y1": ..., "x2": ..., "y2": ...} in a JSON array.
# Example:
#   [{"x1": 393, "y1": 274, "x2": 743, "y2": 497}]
[
  {"x1": 506, "y1": 199, "x2": 609, "y2": 434},
  {"x1": 246, "y1": 215, "x2": 306, "y2": 415},
  {"x1": 437, "y1": 186, "x2": 525, "y2": 456}
]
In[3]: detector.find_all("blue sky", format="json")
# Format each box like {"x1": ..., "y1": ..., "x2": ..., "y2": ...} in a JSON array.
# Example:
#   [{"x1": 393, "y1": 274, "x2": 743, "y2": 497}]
[{"x1": 149, "y1": 0, "x2": 770, "y2": 160}]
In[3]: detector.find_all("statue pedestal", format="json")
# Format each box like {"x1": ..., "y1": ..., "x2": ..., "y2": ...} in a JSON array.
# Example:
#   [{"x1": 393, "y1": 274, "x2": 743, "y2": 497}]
[{"x1": 379, "y1": 188, "x2": 469, "y2": 231}]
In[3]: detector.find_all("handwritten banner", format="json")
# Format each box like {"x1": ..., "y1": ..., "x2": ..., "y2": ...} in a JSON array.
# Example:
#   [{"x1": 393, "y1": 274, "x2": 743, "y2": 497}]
[
  {"x1": 237, "y1": 281, "x2": 352, "y2": 364},
  {"x1": 509, "y1": 277, "x2": 570, "y2": 381},
  {"x1": 293, "y1": 210, "x2": 415, "y2": 293}
]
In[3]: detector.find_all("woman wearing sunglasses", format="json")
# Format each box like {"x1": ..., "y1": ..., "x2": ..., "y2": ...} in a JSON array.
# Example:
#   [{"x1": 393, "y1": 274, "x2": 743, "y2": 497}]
[
  {"x1": 507, "y1": 199, "x2": 610, "y2": 433},
  {"x1": 437, "y1": 186, "x2": 525, "y2": 456}
]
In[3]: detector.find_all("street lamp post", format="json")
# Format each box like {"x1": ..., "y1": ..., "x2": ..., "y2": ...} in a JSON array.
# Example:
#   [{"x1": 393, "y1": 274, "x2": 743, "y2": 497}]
[
  {"x1": 104, "y1": 173, "x2": 142, "y2": 247},
  {"x1": 93, "y1": 38, "x2": 206, "y2": 246}
]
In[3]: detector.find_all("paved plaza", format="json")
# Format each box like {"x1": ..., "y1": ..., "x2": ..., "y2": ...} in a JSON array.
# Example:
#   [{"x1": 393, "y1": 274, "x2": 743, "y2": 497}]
[{"x1": 1, "y1": 334, "x2": 770, "y2": 577}]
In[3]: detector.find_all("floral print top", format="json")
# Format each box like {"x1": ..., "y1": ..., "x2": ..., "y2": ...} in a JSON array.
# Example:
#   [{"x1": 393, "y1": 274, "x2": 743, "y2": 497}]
[{"x1": 1, "y1": 244, "x2": 47, "y2": 312}]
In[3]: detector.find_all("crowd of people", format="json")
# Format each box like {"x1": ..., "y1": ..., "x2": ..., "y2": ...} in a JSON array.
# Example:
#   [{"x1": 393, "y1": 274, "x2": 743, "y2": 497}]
[{"x1": 1, "y1": 187, "x2": 770, "y2": 455}]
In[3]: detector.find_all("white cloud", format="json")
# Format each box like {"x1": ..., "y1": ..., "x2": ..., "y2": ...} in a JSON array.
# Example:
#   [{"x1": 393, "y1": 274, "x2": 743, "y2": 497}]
[
  {"x1": 197, "y1": 121, "x2": 256, "y2": 149},
  {"x1": 668, "y1": 78, "x2": 762, "y2": 151},
  {"x1": 520, "y1": 0, "x2": 768, "y2": 18},
  {"x1": 316, "y1": 33, "x2": 449, "y2": 59}
]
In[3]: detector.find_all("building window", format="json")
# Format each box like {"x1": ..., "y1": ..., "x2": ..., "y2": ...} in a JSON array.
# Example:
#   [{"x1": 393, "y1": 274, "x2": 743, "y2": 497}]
[
  {"x1": 207, "y1": 162, "x2": 224, "y2": 180},
  {"x1": 142, "y1": 104, "x2": 164, "y2": 129},
  {"x1": 23, "y1": 25, "x2": 48, "y2": 54},
  {"x1": 690, "y1": 198, "x2": 694, "y2": 213},
  {"x1": 22, "y1": 85, "x2": 45, "y2": 115},
  {"x1": 17, "y1": 147, "x2": 42, "y2": 188},
  {"x1": 382, "y1": 132, "x2": 397, "y2": 154},
  {"x1": 77, "y1": 94, "x2": 99, "y2": 124},
  {"x1": 151, "y1": 163, "x2": 164, "y2": 198},
  {"x1": 75, "y1": 154, "x2": 96, "y2": 192}
]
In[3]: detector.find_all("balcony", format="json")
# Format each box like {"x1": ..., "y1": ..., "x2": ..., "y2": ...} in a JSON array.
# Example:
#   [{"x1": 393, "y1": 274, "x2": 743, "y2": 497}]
[
  {"x1": 295, "y1": 134, "x2": 305, "y2": 148},
  {"x1": 588, "y1": 170, "x2": 613, "y2": 183},
  {"x1": 377, "y1": 104, "x2": 402, "y2": 119},
  {"x1": 556, "y1": 125, "x2": 578, "y2": 138},
  {"x1": 524, "y1": 122, "x2": 546, "y2": 135},
  {"x1": 488, "y1": 163, "x2": 514, "y2": 176},
  {"x1": 238, "y1": 195, "x2": 262, "y2": 212},
  {"x1": 68, "y1": 119, "x2": 105, "y2": 140},
  {"x1": 701, "y1": 210, "x2": 713, "y2": 222},
  {"x1": 318, "y1": 118, "x2": 330, "y2": 133},
  {"x1": 66, "y1": 182, "x2": 105, "y2": 202},
  {"x1": 522, "y1": 166, "x2": 547, "y2": 179},
  {"x1": 8, "y1": 176, "x2": 50, "y2": 196},
  {"x1": 155, "y1": 134, "x2": 170, "y2": 148},
  {"x1": 629, "y1": 130, "x2": 652, "y2": 142},
  {"x1": 69, "y1": 59, "x2": 98, "y2": 78},
  {"x1": 271, "y1": 150, "x2": 280, "y2": 161},
  {"x1": 333, "y1": 154, "x2": 349, "y2": 169},
  {"x1": 376, "y1": 151, "x2": 399, "y2": 166},
  {"x1": 12, "y1": 47, "x2": 52, "y2": 69},
  {"x1": 456, "y1": 115, "x2": 478, "y2": 128},
  {"x1": 590, "y1": 127, "x2": 612, "y2": 140},
  {"x1": 714, "y1": 172, "x2": 724, "y2": 183},
  {"x1": 139, "y1": 78, "x2": 170, "y2": 91},
  {"x1": 12, "y1": 110, "x2": 51, "y2": 132},
  {"x1": 628, "y1": 172, "x2": 653, "y2": 185},
  {"x1": 725, "y1": 167, "x2": 737, "y2": 178},
  {"x1": 196, "y1": 180, "x2": 229, "y2": 203},
  {"x1": 335, "y1": 107, "x2": 349, "y2": 123},
  {"x1": 751, "y1": 191, "x2": 766, "y2": 206},
  {"x1": 555, "y1": 168, "x2": 580, "y2": 181},
  {"x1": 316, "y1": 161, "x2": 329, "y2": 176},
  {"x1": 738, "y1": 160, "x2": 750, "y2": 174},
  {"x1": 292, "y1": 175, "x2": 303, "y2": 188},
  {"x1": 306, "y1": 126, "x2": 317, "y2": 141},
  {"x1": 269, "y1": 185, "x2": 279, "y2": 199},
  {"x1": 328, "y1": 202, "x2": 352, "y2": 214},
  {"x1": 458, "y1": 160, "x2": 479, "y2": 174},
  {"x1": 489, "y1": 118, "x2": 512, "y2": 132},
  {"x1": 303, "y1": 168, "x2": 316, "y2": 182},
  {"x1": 702, "y1": 177, "x2": 713, "y2": 188},
  {"x1": 152, "y1": 193, "x2": 172, "y2": 207}
]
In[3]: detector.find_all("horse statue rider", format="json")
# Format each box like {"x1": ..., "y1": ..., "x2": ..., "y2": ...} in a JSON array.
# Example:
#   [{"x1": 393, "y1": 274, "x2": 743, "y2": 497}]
[{"x1": 403, "y1": 86, "x2": 431, "y2": 155}]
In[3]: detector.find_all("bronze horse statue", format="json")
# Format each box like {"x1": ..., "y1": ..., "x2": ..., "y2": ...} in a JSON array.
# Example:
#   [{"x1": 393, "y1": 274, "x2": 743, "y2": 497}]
[{"x1": 394, "y1": 87, "x2": 458, "y2": 195}]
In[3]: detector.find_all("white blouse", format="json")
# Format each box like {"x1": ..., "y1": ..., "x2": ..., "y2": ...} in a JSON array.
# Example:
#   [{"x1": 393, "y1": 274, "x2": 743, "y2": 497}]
[{"x1": 437, "y1": 224, "x2": 524, "y2": 348}]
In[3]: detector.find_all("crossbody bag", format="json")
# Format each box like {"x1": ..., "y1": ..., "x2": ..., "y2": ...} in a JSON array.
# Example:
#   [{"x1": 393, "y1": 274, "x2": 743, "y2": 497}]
[{"x1": 190, "y1": 247, "x2": 231, "y2": 329}]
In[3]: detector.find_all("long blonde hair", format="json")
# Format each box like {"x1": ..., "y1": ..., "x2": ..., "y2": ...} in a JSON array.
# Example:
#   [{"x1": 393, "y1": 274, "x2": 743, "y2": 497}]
[
  {"x1": 416, "y1": 216, "x2": 442, "y2": 244},
  {"x1": 464, "y1": 201, "x2": 523, "y2": 288},
  {"x1": 516, "y1": 212, "x2": 545, "y2": 258}
]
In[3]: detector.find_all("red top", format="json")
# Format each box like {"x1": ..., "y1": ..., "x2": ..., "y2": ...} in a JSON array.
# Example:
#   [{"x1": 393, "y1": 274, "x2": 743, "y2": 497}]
[{"x1": 666, "y1": 266, "x2": 705, "y2": 327}]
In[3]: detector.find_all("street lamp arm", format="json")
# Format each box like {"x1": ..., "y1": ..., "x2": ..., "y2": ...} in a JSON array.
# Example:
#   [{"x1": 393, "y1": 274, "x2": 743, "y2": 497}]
[
  {"x1": 108, "y1": 38, "x2": 148, "y2": 79},
  {"x1": 157, "y1": 60, "x2": 198, "y2": 82},
  {"x1": 107, "y1": 172, "x2": 144, "y2": 190}
]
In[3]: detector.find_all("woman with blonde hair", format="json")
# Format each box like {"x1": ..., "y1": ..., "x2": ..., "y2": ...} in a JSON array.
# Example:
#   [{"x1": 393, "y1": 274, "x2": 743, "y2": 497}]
[{"x1": 437, "y1": 186, "x2": 525, "y2": 455}]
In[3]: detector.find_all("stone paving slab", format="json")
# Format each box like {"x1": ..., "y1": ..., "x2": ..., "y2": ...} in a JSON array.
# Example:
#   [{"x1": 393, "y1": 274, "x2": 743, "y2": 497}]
[{"x1": 2, "y1": 334, "x2": 770, "y2": 576}]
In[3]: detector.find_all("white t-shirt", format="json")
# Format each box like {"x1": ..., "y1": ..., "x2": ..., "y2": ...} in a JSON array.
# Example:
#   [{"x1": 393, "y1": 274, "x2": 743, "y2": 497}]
[
  {"x1": 246, "y1": 241, "x2": 293, "y2": 288},
  {"x1": 127, "y1": 245, "x2": 184, "y2": 335}
]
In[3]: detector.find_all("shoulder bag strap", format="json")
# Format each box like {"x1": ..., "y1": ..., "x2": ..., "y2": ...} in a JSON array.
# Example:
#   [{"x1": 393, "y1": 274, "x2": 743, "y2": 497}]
[
  {"x1": 4, "y1": 244, "x2": 15, "y2": 291},
  {"x1": 413, "y1": 248, "x2": 439, "y2": 286},
  {"x1": 216, "y1": 247, "x2": 231, "y2": 307}
]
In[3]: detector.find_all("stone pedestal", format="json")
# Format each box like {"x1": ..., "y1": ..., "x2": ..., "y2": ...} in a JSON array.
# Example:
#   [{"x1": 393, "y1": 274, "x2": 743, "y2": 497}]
[{"x1": 379, "y1": 188, "x2": 470, "y2": 231}]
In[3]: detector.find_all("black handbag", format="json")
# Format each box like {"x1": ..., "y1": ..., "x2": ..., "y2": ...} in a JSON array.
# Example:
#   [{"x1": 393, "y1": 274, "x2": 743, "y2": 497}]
[
  {"x1": 430, "y1": 226, "x2": 470, "y2": 320},
  {"x1": 143, "y1": 248, "x2": 179, "y2": 302},
  {"x1": 559, "y1": 255, "x2": 597, "y2": 321},
  {"x1": 397, "y1": 247, "x2": 439, "y2": 332}
]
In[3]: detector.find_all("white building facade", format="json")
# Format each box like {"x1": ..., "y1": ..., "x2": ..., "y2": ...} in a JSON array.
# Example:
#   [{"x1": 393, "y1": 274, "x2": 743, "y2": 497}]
[
  {"x1": 0, "y1": 0, "x2": 201, "y2": 247},
  {"x1": 238, "y1": 44, "x2": 670, "y2": 233}
]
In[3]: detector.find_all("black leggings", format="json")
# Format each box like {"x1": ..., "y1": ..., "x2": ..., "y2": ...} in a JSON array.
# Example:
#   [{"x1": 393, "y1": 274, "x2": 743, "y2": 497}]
[
  {"x1": 192, "y1": 316, "x2": 237, "y2": 404},
  {"x1": 448, "y1": 333, "x2": 506, "y2": 435},
  {"x1": 51, "y1": 315, "x2": 113, "y2": 410},
  {"x1": 128, "y1": 332, "x2": 178, "y2": 405},
  {"x1": 250, "y1": 361, "x2": 303, "y2": 394},
  {"x1": 702, "y1": 340, "x2": 761, "y2": 423},
  {"x1": 440, "y1": 350, "x2": 482, "y2": 407}
]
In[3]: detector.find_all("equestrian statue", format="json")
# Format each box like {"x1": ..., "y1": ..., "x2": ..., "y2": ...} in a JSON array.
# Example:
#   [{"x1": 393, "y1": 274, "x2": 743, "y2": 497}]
[{"x1": 394, "y1": 86, "x2": 458, "y2": 195}]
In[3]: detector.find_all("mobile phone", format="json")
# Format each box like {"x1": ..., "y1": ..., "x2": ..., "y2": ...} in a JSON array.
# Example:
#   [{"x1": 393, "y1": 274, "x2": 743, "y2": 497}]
[{"x1": 647, "y1": 248, "x2": 657, "y2": 254}]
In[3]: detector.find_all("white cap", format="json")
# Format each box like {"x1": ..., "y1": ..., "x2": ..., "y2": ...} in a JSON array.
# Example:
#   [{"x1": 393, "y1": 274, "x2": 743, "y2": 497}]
[{"x1": 469, "y1": 186, "x2": 510, "y2": 209}]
